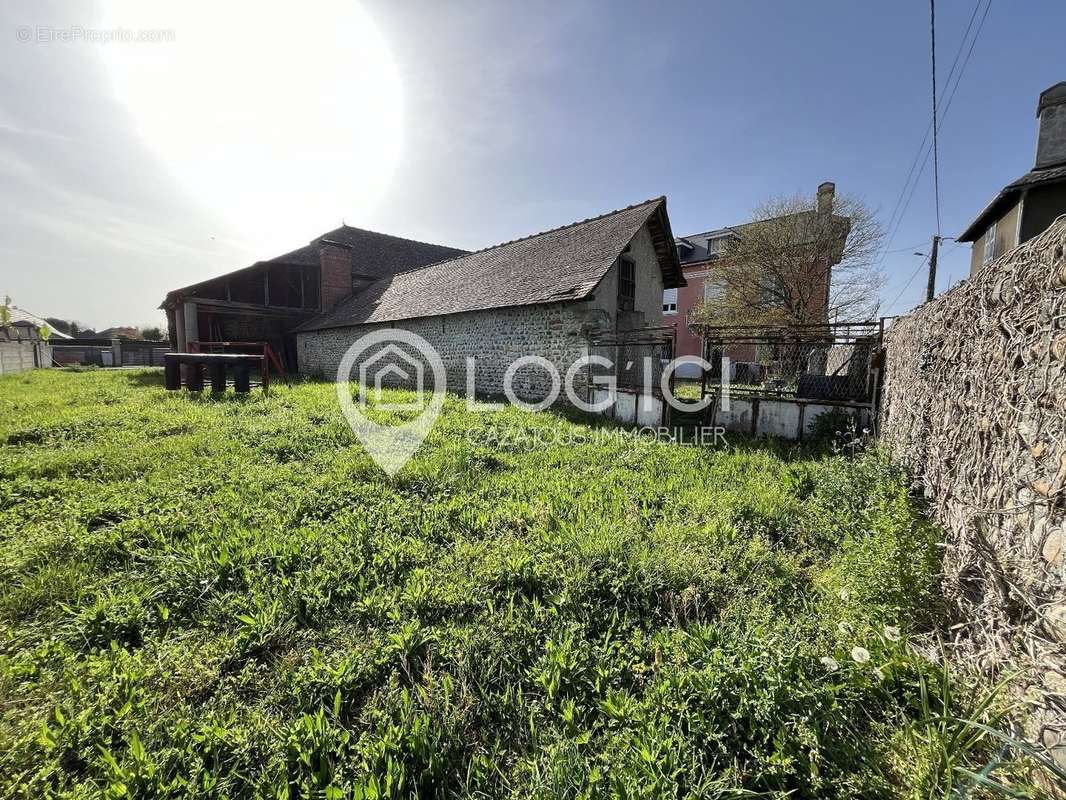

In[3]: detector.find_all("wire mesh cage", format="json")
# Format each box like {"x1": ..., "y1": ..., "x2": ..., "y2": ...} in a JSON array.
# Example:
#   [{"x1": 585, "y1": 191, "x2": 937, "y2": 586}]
[
  {"x1": 587, "y1": 326, "x2": 676, "y2": 396},
  {"x1": 695, "y1": 321, "x2": 882, "y2": 402}
]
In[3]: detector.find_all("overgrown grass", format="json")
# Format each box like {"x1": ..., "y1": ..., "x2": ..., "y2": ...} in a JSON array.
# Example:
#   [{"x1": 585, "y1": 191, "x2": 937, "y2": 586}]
[{"x1": 0, "y1": 369, "x2": 1030, "y2": 798}]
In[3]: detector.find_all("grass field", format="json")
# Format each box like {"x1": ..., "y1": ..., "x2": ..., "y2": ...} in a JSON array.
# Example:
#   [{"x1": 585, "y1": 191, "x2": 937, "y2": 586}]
[{"x1": 0, "y1": 369, "x2": 1023, "y2": 798}]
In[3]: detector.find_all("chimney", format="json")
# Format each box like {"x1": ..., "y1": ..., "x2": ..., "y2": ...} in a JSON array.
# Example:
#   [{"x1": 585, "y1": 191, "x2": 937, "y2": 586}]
[
  {"x1": 318, "y1": 242, "x2": 353, "y2": 310},
  {"x1": 1035, "y1": 81, "x2": 1066, "y2": 169},
  {"x1": 816, "y1": 181, "x2": 835, "y2": 213}
]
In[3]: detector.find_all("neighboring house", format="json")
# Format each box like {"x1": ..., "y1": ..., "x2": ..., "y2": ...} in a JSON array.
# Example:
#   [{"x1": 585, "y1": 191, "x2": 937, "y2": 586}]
[
  {"x1": 296, "y1": 197, "x2": 683, "y2": 402},
  {"x1": 160, "y1": 226, "x2": 467, "y2": 370},
  {"x1": 665, "y1": 181, "x2": 848, "y2": 372},
  {"x1": 959, "y1": 82, "x2": 1066, "y2": 275},
  {"x1": 6, "y1": 306, "x2": 72, "y2": 339},
  {"x1": 0, "y1": 307, "x2": 66, "y2": 375},
  {"x1": 97, "y1": 326, "x2": 143, "y2": 340}
]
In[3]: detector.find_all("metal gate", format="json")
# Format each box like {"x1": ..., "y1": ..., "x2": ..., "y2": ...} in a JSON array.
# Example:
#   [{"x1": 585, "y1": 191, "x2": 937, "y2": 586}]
[{"x1": 586, "y1": 325, "x2": 676, "y2": 426}]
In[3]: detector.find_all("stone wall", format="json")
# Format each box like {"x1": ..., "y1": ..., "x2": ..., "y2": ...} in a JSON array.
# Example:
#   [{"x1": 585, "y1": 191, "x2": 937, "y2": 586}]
[
  {"x1": 297, "y1": 301, "x2": 604, "y2": 402},
  {"x1": 297, "y1": 220, "x2": 667, "y2": 403},
  {"x1": 881, "y1": 217, "x2": 1066, "y2": 753}
]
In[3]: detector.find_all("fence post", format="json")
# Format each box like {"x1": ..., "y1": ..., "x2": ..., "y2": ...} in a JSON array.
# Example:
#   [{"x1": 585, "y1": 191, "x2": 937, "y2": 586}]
[{"x1": 111, "y1": 338, "x2": 122, "y2": 368}]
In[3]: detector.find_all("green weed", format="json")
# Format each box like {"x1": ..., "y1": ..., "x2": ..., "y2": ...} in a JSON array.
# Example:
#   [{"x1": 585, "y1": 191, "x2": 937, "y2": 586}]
[{"x1": 0, "y1": 369, "x2": 1046, "y2": 798}]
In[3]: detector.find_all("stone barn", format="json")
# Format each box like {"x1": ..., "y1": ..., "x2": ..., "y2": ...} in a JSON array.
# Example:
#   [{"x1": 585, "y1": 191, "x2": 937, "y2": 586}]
[{"x1": 295, "y1": 197, "x2": 684, "y2": 403}]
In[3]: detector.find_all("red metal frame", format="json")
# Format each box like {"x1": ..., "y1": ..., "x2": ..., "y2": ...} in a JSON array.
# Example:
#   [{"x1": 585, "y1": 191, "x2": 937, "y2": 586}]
[{"x1": 187, "y1": 340, "x2": 284, "y2": 388}]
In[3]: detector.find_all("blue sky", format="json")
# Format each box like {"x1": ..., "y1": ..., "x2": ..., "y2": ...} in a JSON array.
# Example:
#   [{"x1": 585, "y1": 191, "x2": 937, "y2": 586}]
[{"x1": 2, "y1": 0, "x2": 1064, "y2": 327}]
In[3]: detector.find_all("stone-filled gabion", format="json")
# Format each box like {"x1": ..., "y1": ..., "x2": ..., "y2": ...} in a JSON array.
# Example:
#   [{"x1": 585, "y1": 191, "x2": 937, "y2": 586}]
[{"x1": 881, "y1": 216, "x2": 1066, "y2": 766}]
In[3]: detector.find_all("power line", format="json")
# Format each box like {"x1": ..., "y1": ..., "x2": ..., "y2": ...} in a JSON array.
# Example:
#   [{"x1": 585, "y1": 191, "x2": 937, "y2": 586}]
[
  {"x1": 875, "y1": 0, "x2": 991, "y2": 269},
  {"x1": 930, "y1": 0, "x2": 942, "y2": 235},
  {"x1": 876, "y1": 0, "x2": 983, "y2": 261},
  {"x1": 937, "y1": 0, "x2": 992, "y2": 124},
  {"x1": 883, "y1": 241, "x2": 929, "y2": 255},
  {"x1": 886, "y1": 257, "x2": 931, "y2": 312}
]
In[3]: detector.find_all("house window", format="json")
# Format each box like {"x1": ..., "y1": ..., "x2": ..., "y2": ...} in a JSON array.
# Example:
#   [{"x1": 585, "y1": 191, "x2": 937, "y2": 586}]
[
  {"x1": 703, "y1": 280, "x2": 725, "y2": 301},
  {"x1": 982, "y1": 220, "x2": 998, "y2": 266},
  {"x1": 760, "y1": 274, "x2": 786, "y2": 305},
  {"x1": 662, "y1": 288, "x2": 677, "y2": 314},
  {"x1": 706, "y1": 234, "x2": 731, "y2": 256},
  {"x1": 618, "y1": 257, "x2": 635, "y2": 312}
]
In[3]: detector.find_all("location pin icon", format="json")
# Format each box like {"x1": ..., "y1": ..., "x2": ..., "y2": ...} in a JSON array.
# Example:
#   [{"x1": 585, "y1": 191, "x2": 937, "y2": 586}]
[{"x1": 335, "y1": 329, "x2": 447, "y2": 476}]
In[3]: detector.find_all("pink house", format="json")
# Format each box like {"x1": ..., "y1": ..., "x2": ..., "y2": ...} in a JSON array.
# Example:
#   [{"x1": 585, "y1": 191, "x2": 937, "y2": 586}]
[{"x1": 663, "y1": 181, "x2": 841, "y2": 375}]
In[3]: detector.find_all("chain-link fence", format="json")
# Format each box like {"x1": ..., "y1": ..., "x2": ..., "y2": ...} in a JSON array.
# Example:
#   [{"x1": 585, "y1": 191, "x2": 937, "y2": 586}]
[{"x1": 696, "y1": 321, "x2": 882, "y2": 402}]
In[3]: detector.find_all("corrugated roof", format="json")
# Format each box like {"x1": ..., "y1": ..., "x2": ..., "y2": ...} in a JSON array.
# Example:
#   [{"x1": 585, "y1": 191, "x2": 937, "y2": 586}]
[{"x1": 296, "y1": 197, "x2": 681, "y2": 332}]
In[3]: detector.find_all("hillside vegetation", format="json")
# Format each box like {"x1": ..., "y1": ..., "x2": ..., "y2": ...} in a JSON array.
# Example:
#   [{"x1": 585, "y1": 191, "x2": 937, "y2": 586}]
[{"x1": 0, "y1": 369, "x2": 1016, "y2": 798}]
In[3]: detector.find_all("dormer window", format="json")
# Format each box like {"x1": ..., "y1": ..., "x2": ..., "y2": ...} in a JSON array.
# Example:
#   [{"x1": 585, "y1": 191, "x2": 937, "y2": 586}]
[{"x1": 706, "y1": 235, "x2": 731, "y2": 257}]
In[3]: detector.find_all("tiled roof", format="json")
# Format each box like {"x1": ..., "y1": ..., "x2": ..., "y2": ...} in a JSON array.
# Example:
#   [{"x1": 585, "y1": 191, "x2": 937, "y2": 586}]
[
  {"x1": 265, "y1": 225, "x2": 468, "y2": 279},
  {"x1": 162, "y1": 227, "x2": 466, "y2": 304},
  {"x1": 296, "y1": 197, "x2": 681, "y2": 332},
  {"x1": 675, "y1": 227, "x2": 737, "y2": 265},
  {"x1": 676, "y1": 212, "x2": 849, "y2": 267},
  {"x1": 959, "y1": 164, "x2": 1066, "y2": 242}
]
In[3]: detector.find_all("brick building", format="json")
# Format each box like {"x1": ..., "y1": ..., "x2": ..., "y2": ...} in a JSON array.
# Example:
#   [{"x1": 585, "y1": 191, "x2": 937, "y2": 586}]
[{"x1": 664, "y1": 181, "x2": 848, "y2": 375}]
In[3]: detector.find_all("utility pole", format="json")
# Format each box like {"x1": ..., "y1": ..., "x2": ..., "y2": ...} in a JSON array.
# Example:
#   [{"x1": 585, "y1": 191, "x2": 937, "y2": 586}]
[{"x1": 926, "y1": 234, "x2": 940, "y2": 302}]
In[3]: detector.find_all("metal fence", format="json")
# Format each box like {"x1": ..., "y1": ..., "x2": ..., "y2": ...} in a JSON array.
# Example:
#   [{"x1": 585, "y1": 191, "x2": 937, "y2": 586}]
[
  {"x1": 51, "y1": 339, "x2": 170, "y2": 368},
  {"x1": 585, "y1": 325, "x2": 676, "y2": 426},
  {"x1": 696, "y1": 321, "x2": 882, "y2": 402},
  {"x1": 587, "y1": 325, "x2": 676, "y2": 396},
  {"x1": 677, "y1": 321, "x2": 886, "y2": 441}
]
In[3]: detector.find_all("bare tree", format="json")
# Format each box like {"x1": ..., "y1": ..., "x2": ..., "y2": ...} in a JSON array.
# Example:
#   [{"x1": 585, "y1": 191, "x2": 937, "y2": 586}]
[{"x1": 691, "y1": 190, "x2": 884, "y2": 328}]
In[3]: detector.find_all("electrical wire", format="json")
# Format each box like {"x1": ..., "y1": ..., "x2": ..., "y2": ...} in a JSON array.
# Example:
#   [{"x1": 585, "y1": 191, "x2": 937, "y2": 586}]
[
  {"x1": 885, "y1": 0, "x2": 991, "y2": 261},
  {"x1": 930, "y1": 0, "x2": 942, "y2": 235},
  {"x1": 876, "y1": 0, "x2": 983, "y2": 263},
  {"x1": 883, "y1": 241, "x2": 929, "y2": 255},
  {"x1": 886, "y1": 257, "x2": 932, "y2": 312}
]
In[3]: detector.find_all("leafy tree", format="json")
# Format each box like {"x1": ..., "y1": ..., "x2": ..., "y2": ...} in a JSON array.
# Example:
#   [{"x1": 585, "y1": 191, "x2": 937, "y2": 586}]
[
  {"x1": 691, "y1": 191, "x2": 884, "y2": 329},
  {"x1": 45, "y1": 317, "x2": 73, "y2": 335},
  {"x1": 140, "y1": 325, "x2": 165, "y2": 341}
]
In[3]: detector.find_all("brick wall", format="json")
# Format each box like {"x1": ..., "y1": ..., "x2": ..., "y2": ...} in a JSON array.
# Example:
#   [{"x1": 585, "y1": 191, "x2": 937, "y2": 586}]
[{"x1": 319, "y1": 244, "x2": 353, "y2": 311}]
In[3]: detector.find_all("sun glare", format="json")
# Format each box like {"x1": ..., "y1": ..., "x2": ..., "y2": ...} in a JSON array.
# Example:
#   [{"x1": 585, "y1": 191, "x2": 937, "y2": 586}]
[{"x1": 99, "y1": 1, "x2": 404, "y2": 252}]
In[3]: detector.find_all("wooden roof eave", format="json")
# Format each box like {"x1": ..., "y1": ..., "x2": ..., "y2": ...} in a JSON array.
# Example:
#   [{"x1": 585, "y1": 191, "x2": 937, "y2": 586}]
[{"x1": 649, "y1": 200, "x2": 685, "y2": 289}]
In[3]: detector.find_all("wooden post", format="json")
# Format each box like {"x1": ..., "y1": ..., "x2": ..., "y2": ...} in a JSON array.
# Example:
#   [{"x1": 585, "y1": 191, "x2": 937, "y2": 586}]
[
  {"x1": 209, "y1": 362, "x2": 227, "y2": 393},
  {"x1": 233, "y1": 364, "x2": 251, "y2": 394},
  {"x1": 164, "y1": 356, "x2": 181, "y2": 390},
  {"x1": 186, "y1": 363, "x2": 204, "y2": 392},
  {"x1": 926, "y1": 235, "x2": 940, "y2": 302}
]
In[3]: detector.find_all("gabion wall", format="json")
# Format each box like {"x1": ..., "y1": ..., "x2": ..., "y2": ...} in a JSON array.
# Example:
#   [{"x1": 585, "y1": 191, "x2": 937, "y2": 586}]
[{"x1": 881, "y1": 217, "x2": 1066, "y2": 756}]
